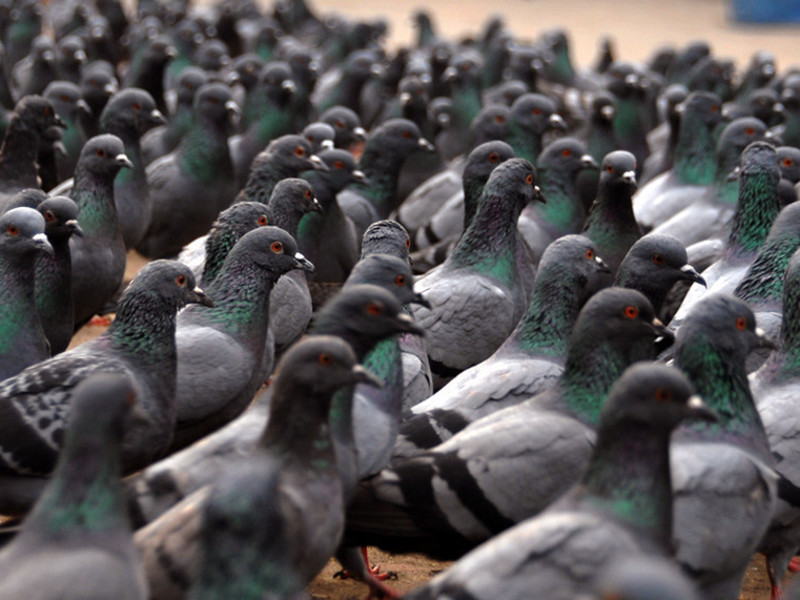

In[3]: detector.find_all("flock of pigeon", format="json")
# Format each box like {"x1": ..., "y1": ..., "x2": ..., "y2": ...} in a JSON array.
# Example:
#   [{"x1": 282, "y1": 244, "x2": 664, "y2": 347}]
[{"x1": 2, "y1": 0, "x2": 800, "y2": 598}]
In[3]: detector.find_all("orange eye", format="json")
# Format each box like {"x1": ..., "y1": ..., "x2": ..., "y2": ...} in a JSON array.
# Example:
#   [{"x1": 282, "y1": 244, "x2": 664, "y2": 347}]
[
  {"x1": 624, "y1": 305, "x2": 639, "y2": 319},
  {"x1": 532, "y1": 108, "x2": 541, "y2": 115},
  {"x1": 176, "y1": 274, "x2": 187, "y2": 286},
  {"x1": 711, "y1": 104, "x2": 719, "y2": 113},
  {"x1": 736, "y1": 317, "x2": 747, "y2": 330},
  {"x1": 745, "y1": 127, "x2": 755, "y2": 135},
  {"x1": 7, "y1": 225, "x2": 18, "y2": 235},
  {"x1": 44, "y1": 106, "x2": 52, "y2": 116},
  {"x1": 257, "y1": 215, "x2": 268, "y2": 225},
  {"x1": 494, "y1": 115, "x2": 505, "y2": 124},
  {"x1": 525, "y1": 174, "x2": 533, "y2": 184},
  {"x1": 488, "y1": 152, "x2": 499, "y2": 163},
  {"x1": 395, "y1": 274, "x2": 406, "y2": 286},
  {"x1": 294, "y1": 146, "x2": 305, "y2": 157},
  {"x1": 318, "y1": 353, "x2": 332, "y2": 365},
  {"x1": 305, "y1": 189, "x2": 312, "y2": 199},
  {"x1": 96, "y1": 149, "x2": 106, "y2": 157},
  {"x1": 60, "y1": 94, "x2": 68, "y2": 102},
  {"x1": 784, "y1": 158, "x2": 794, "y2": 167},
  {"x1": 606, "y1": 165, "x2": 614, "y2": 173},
  {"x1": 334, "y1": 160, "x2": 344, "y2": 169},
  {"x1": 402, "y1": 130, "x2": 411, "y2": 138},
  {"x1": 208, "y1": 96, "x2": 219, "y2": 104},
  {"x1": 653, "y1": 254, "x2": 665, "y2": 265},
  {"x1": 271, "y1": 241, "x2": 283, "y2": 253},
  {"x1": 405, "y1": 238, "x2": 411, "y2": 249},
  {"x1": 44, "y1": 211, "x2": 55, "y2": 222},
  {"x1": 654, "y1": 388, "x2": 672, "y2": 402},
  {"x1": 335, "y1": 120, "x2": 344, "y2": 128},
  {"x1": 366, "y1": 303, "x2": 383, "y2": 316},
  {"x1": 307, "y1": 135, "x2": 314, "y2": 142},
  {"x1": 133, "y1": 103, "x2": 141, "y2": 111},
  {"x1": 586, "y1": 248, "x2": 594, "y2": 259},
  {"x1": 562, "y1": 149, "x2": 572, "y2": 157}
]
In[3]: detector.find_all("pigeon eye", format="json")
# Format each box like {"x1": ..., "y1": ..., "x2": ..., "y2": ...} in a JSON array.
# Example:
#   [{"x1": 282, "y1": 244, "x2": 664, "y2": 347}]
[
  {"x1": 60, "y1": 94, "x2": 68, "y2": 102},
  {"x1": 271, "y1": 241, "x2": 283, "y2": 253},
  {"x1": 652, "y1": 254, "x2": 665, "y2": 265},
  {"x1": 44, "y1": 211, "x2": 55, "y2": 222},
  {"x1": 624, "y1": 305, "x2": 639, "y2": 319},
  {"x1": 305, "y1": 189, "x2": 312, "y2": 199},
  {"x1": 318, "y1": 353, "x2": 332, "y2": 365},
  {"x1": 334, "y1": 160, "x2": 344, "y2": 169},
  {"x1": 585, "y1": 249, "x2": 594, "y2": 259},
  {"x1": 402, "y1": 130, "x2": 411, "y2": 139},
  {"x1": 745, "y1": 127, "x2": 755, "y2": 135},
  {"x1": 711, "y1": 104, "x2": 719, "y2": 113},
  {"x1": 525, "y1": 174, "x2": 533, "y2": 184},
  {"x1": 307, "y1": 135, "x2": 314, "y2": 142},
  {"x1": 405, "y1": 238, "x2": 411, "y2": 249},
  {"x1": 7, "y1": 225, "x2": 18, "y2": 236},
  {"x1": 488, "y1": 152, "x2": 499, "y2": 163},
  {"x1": 654, "y1": 387, "x2": 672, "y2": 402},
  {"x1": 96, "y1": 149, "x2": 106, "y2": 157},
  {"x1": 44, "y1": 106, "x2": 52, "y2": 116},
  {"x1": 395, "y1": 275, "x2": 406, "y2": 286},
  {"x1": 133, "y1": 103, "x2": 141, "y2": 111},
  {"x1": 257, "y1": 215, "x2": 268, "y2": 225},
  {"x1": 532, "y1": 108, "x2": 541, "y2": 115},
  {"x1": 561, "y1": 148, "x2": 572, "y2": 158},
  {"x1": 366, "y1": 303, "x2": 384, "y2": 316},
  {"x1": 175, "y1": 275, "x2": 187, "y2": 287},
  {"x1": 494, "y1": 115, "x2": 505, "y2": 124},
  {"x1": 606, "y1": 165, "x2": 614, "y2": 173},
  {"x1": 784, "y1": 158, "x2": 794, "y2": 167},
  {"x1": 208, "y1": 96, "x2": 219, "y2": 104},
  {"x1": 294, "y1": 146, "x2": 306, "y2": 157},
  {"x1": 335, "y1": 120, "x2": 344, "y2": 128},
  {"x1": 736, "y1": 316, "x2": 747, "y2": 330}
]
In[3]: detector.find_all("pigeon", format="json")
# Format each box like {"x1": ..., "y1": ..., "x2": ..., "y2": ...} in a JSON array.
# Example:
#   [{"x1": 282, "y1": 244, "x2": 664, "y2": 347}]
[
  {"x1": 505, "y1": 92, "x2": 568, "y2": 166},
  {"x1": 582, "y1": 150, "x2": 641, "y2": 275},
  {"x1": 750, "y1": 248, "x2": 800, "y2": 598},
  {"x1": 605, "y1": 62, "x2": 651, "y2": 169},
  {"x1": 302, "y1": 121, "x2": 336, "y2": 154},
  {"x1": 78, "y1": 60, "x2": 118, "y2": 138},
  {"x1": 412, "y1": 158, "x2": 542, "y2": 388},
  {"x1": 54, "y1": 34, "x2": 87, "y2": 84},
  {"x1": 138, "y1": 82, "x2": 239, "y2": 259},
  {"x1": 0, "y1": 207, "x2": 53, "y2": 380},
  {"x1": 170, "y1": 226, "x2": 314, "y2": 451},
  {"x1": 639, "y1": 84, "x2": 688, "y2": 187},
  {"x1": 32, "y1": 196, "x2": 83, "y2": 354},
  {"x1": 0, "y1": 95, "x2": 65, "y2": 207},
  {"x1": 670, "y1": 294, "x2": 777, "y2": 600},
  {"x1": 140, "y1": 66, "x2": 208, "y2": 166},
  {"x1": 313, "y1": 49, "x2": 380, "y2": 116},
  {"x1": 319, "y1": 105, "x2": 367, "y2": 150},
  {"x1": 434, "y1": 51, "x2": 484, "y2": 161},
  {"x1": 0, "y1": 374, "x2": 148, "y2": 600},
  {"x1": 52, "y1": 134, "x2": 132, "y2": 328},
  {"x1": 337, "y1": 118, "x2": 434, "y2": 238},
  {"x1": 615, "y1": 233, "x2": 706, "y2": 319},
  {"x1": 399, "y1": 363, "x2": 715, "y2": 599},
  {"x1": 348, "y1": 288, "x2": 668, "y2": 557},
  {"x1": 3, "y1": 1, "x2": 42, "y2": 75},
  {"x1": 778, "y1": 146, "x2": 800, "y2": 206},
  {"x1": 123, "y1": 34, "x2": 175, "y2": 116},
  {"x1": 227, "y1": 53, "x2": 266, "y2": 133},
  {"x1": 135, "y1": 335, "x2": 381, "y2": 600},
  {"x1": 12, "y1": 35, "x2": 58, "y2": 97},
  {"x1": 42, "y1": 80, "x2": 90, "y2": 182},
  {"x1": 591, "y1": 555, "x2": 703, "y2": 600},
  {"x1": 0, "y1": 259, "x2": 211, "y2": 515},
  {"x1": 397, "y1": 235, "x2": 609, "y2": 455}
]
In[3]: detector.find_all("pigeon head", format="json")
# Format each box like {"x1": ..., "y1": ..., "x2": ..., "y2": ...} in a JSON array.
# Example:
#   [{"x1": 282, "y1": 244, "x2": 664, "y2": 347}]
[
  {"x1": 194, "y1": 82, "x2": 239, "y2": 128},
  {"x1": 312, "y1": 284, "x2": 424, "y2": 359},
  {"x1": 229, "y1": 54, "x2": 265, "y2": 91},
  {"x1": 258, "y1": 61, "x2": 295, "y2": 105},
  {"x1": 346, "y1": 254, "x2": 427, "y2": 307},
  {"x1": 223, "y1": 225, "x2": 314, "y2": 276},
  {"x1": 118, "y1": 260, "x2": 213, "y2": 318},
  {"x1": 4, "y1": 188, "x2": 48, "y2": 210},
  {"x1": 470, "y1": 105, "x2": 511, "y2": 148},
  {"x1": 269, "y1": 178, "x2": 322, "y2": 218},
  {"x1": 510, "y1": 93, "x2": 566, "y2": 135},
  {"x1": 463, "y1": 140, "x2": 516, "y2": 191},
  {"x1": 100, "y1": 88, "x2": 165, "y2": 137},
  {"x1": 56, "y1": 35, "x2": 87, "y2": 68},
  {"x1": 78, "y1": 134, "x2": 132, "y2": 177},
  {"x1": 540, "y1": 234, "x2": 611, "y2": 291},
  {"x1": 370, "y1": 118, "x2": 434, "y2": 156},
  {"x1": 538, "y1": 137, "x2": 598, "y2": 177},
  {"x1": 678, "y1": 90, "x2": 722, "y2": 128},
  {"x1": 599, "y1": 150, "x2": 638, "y2": 193},
  {"x1": 315, "y1": 148, "x2": 365, "y2": 193},
  {"x1": 482, "y1": 157, "x2": 543, "y2": 207},
  {"x1": 195, "y1": 39, "x2": 230, "y2": 72},
  {"x1": 140, "y1": 34, "x2": 176, "y2": 67},
  {"x1": 319, "y1": 105, "x2": 365, "y2": 148},
  {"x1": 80, "y1": 61, "x2": 118, "y2": 108},
  {"x1": 0, "y1": 207, "x2": 53, "y2": 256},
  {"x1": 777, "y1": 146, "x2": 800, "y2": 184},
  {"x1": 30, "y1": 35, "x2": 56, "y2": 64},
  {"x1": 175, "y1": 67, "x2": 208, "y2": 107},
  {"x1": 590, "y1": 90, "x2": 617, "y2": 123},
  {"x1": 264, "y1": 134, "x2": 328, "y2": 175},
  {"x1": 715, "y1": 117, "x2": 768, "y2": 172},
  {"x1": 601, "y1": 363, "x2": 716, "y2": 431},
  {"x1": 360, "y1": 219, "x2": 411, "y2": 259},
  {"x1": 44, "y1": 81, "x2": 91, "y2": 119},
  {"x1": 302, "y1": 122, "x2": 336, "y2": 154},
  {"x1": 15, "y1": 95, "x2": 65, "y2": 133},
  {"x1": 273, "y1": 335, "x2": 381, "y2": 402},
  {"x1": 38, "y1": 196, "x2": 83, "y2": 241},
  {"x1": 676, "y1": 294, "x2": 775, "y2": 364},
  {"x1": 209, "y1": 201, "x2": 270, "y2": 237}
]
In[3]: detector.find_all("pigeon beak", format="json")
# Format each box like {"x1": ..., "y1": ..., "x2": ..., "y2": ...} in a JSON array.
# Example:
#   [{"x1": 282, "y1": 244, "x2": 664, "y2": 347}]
[
  {"x1": 396, "y1": 312, "x2": 425, "y2": 336},
  {"x1": 309, "y1": 154, "x2": 329, "y2": 171},
  {"x1": 400, "y1": 92, "x2": 412, "y2": 106},
  {"x1": 418, "y1": 137, "x2": 435, "y2": 151},
  {"x1": 32, "y1": 232, "x2": 54, "y2": 255},
  {"x1": 53, "y1": 140, "x2": 68, "y2": 157},
  {"x1": 225, "y1": 100, "x2": 240, "y2": 127},
  {"x1": 726, "y1": 165, "x2": 741, "y2": 182},
  {"x1": 54, "y1": 114, "x2": 67, "y2": 129},
  {"x1": 42, "y1": 50, "x2": 55, "y2": 63},
  {"x1": 281, "y1": 79, "x2": 296, "y2": 94},
  {"x1": 311, "y1": 197, "x2": 324, "y2": 213},
  {"x1": 621, "y1": 170, "x2": 637, "y2": 186},
  {"x1": 651, "y1": 317, "x2": 674, "y2": 347},
  {"x1": 320, "y1": 139, "x2": 335, "y2": 151},
  {"x1": 411, "y1": 292, "x2": 431, "y2": 309},
  {"x1": 581, "y1": 154, "x2": 599, "y2": 170},
  {"x1": 116, "y1": 153, "x2": 134, "y2": 169},
  {"x1": 104, "y1": 81, "x2": 118, "y2": 95},
  {"x1": 226, "y1": 71, "x2": 241, "y2": 86},
  {"x1": 686, "y1": 395, "x2": 718, "y2": 422},
  {"x1": 293, "y1": 251, "x2": 315, "y2": 272},
  {"x1": 595, "y1": 255, "x2": 612, "y2": 273},
  {"x1": 548, "y1": 113, "x2": 568, "y2": 131},
  {"x1": 755, "y1": 327, "x2": 778, "y2": 350},
  {"x1": 77, "y1": 99, "x2": 91, "y2": 115},
  {"x1": 351, "y1": 169, "x2": 368, "y2": 184},
  {"x1": 353, "y1": 126, "x2": 367, "y2": 142},
  {"x1": 625, "y1": 73, "x2": 639, "y2": 87},
  {"x1": 165, "y1": 46, "x2": 177, "y2": 59},
  {"x1": 66, "y1": 219, "x2": 84, "y2": 237},
  {"x1": 192, "y1": 286, "x2": 214, "y2": 307},
  {"x1": 74, "y1": 49, "x2": 87, "y2": 63},
  {"x1": 600, "y1": 104, "x2": 615, "y2": 120},
  {"x1": 351, "y1": 364, "x2": 383, "y2": 388},
  {"x1": 443, "y1": 66, "x2": 458, "y2": 81},
  {"x1": 533, "y1": 185, "x2": 545, "y2": 204},
  {"x1": 150, "y1": 109, "x2": 167, "y2": 125},
  {"x1": 680, "y1": 264, "x2": 706, "y2": 286}
]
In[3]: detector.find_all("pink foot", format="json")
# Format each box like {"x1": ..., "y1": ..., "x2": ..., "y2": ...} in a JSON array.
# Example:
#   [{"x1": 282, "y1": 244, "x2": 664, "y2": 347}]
[
  {"x1": 789, "y1": 556, "x2": 800, "y2": 573},
  {"x1": 88, "y1": 315, "x2": 112, "y2": 327}
]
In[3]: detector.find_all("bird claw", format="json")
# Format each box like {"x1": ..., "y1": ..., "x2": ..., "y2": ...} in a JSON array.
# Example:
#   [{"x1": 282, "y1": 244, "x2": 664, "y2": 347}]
[{"x1": 88, "y1": 315, "x2": 113, "y2": 327}]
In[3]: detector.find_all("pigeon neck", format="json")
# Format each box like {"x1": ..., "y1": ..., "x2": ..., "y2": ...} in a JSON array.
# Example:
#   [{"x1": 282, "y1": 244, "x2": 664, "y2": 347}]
[
  {"x1": 268, "y1": 201, "x2": 306, "y2": 238},
  {"x1": 581, "y1": 418, "x2": 674, "y2": 551},
  {"x1": 351, "y1": 140, "x2": 406, "y2": 219},
  {"x1": 675, "y1": 332, "x2": 772, "y2": 461},
  {"x1": 782, "y1": 279, "x2": 800, "y2": 370},
  {"x1": 504, "y1": 263, "x2": 584, "y2": 357},
  {"x1": 507, "y1": 125, "x2": 542, "y2": 165},
  {"x1": 448, "y1": 187, "x2": 523, "y2": 287},
  {"x1": 735, "y1": 230, "x2": 800, "y2": 305},
  {"x1": 107, "y1": 293, "x2": 180, "y2": 367},
  {"x1": 71, "y1": 167, "x2": 120, "y2": 237},
  {"x1": 461, "y1": 174, "x2": 489, "y2": 230},
  {"x1": 727, "y1": 166, "x2": 780, "y2": 257},
  {"x1": 613, "y1": 97, "x2": 646, "y2": 145},
  {"x1": 549, "y1": 48, "x2": 576, "y2": 85},
  {"x1": 242, "y1": 166, "x2": 282, "y2": 206},
  {"x1": 112, "y1": 136, "x2": 145, "y2": 190},
  {"x1": 673, "y1": 110, "x2": 717, "y2": 185},
  {"x1": 360, "y1": 337, "x2": 402, "y2": 413},
  {"x1": 0, "y1": 115, "x2": 39, "y2": 180},
  {"x1": 536, "y1": 165, "x2": 585, "y2": 233},
  {"x1": 178, "y1": 115, "x2": 233, "y2": 184},
  {"x1": 163, "y1": 104, "x2": 194, "y2": 149},
  {"x1": 0, "y1": 252, "x2": 42, "y2": 356},
  {"x1": 450, "y1": 82, "x2": 482, "y2": 130},
  {"x1": 201, "y1": 228, "x2": 244, "y2": 286}
]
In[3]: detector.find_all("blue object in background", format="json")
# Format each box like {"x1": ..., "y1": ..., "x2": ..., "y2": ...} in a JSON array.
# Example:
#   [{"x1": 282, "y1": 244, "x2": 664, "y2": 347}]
[{"x1": 731, "y1": 0, "x2": 800, "y2": 23}]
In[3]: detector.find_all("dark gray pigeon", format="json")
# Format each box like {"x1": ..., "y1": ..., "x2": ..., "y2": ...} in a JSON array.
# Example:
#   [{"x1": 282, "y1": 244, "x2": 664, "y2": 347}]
[
  {"x1": 591, "y1": 555, "x2": 702, "y2": 600},
  {"x1": 0, "y1": 374, "x2": 148, "y2": 600},
  {"x1": 0, "y1": 207, "x2": 53, "y2": 380},
  {"x1": 135, "y1": 335, "x2": 380, "y2": 600},
  {"x1": 43, "y1": 80, "x2": 90, "y2": 182},
  {"x1": 170, "y1": 226, "x2": 314, "y2": 451},
  {"x1": 0, "y1": 259, "x2": 211, "y2": 515},
  {"x1": 401, "y1": 363, "x2": 715, "y2": 599}
]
